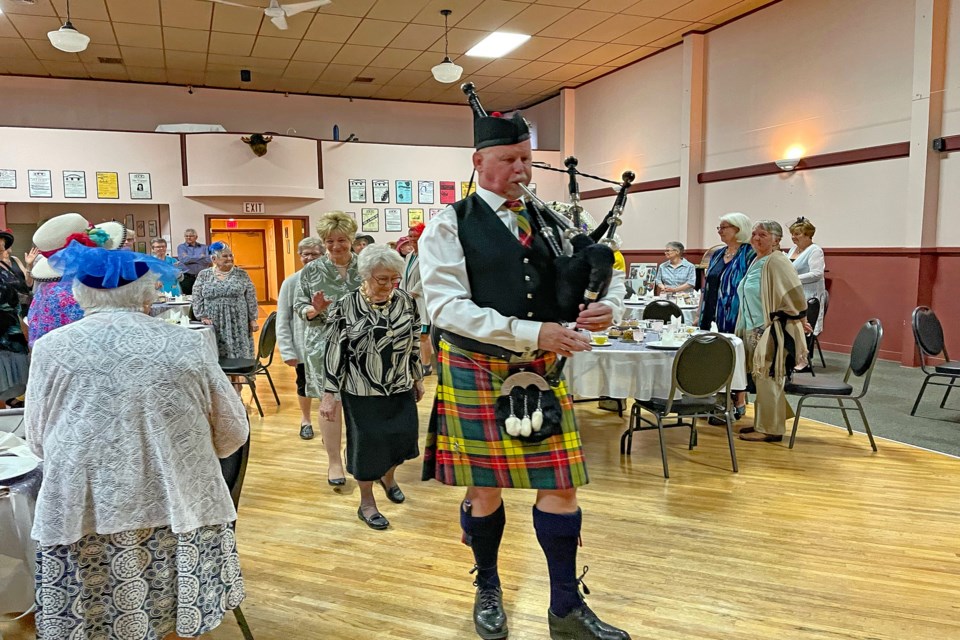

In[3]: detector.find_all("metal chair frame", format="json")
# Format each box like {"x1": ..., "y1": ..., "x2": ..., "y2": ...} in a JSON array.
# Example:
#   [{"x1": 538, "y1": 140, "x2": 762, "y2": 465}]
[
  {"x1": 909, "y1": 306, "x2": 960, "y2": 416},
  {"x1": 805, "y1": 296, "x2": 825, "y2": 373},
  {"x1": 641, "y1": 299, "x2": 683, "y2": 323},
  {"x1": 786, "y1": 319, "x2": 881, "y2": 451},
  {"x1": 620, "y1": 333, "x2": 738, "y2": 478},
  {"x1": 254, "y1": 311, "x2": 280, "y2": 405},
  {"x1": 219, "y1": 427, "x2": 254, "y2": 640}
]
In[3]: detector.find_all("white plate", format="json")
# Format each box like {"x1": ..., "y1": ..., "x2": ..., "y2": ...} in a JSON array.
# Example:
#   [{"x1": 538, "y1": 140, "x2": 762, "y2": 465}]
[
  {"x1": 589, "y1": 342, "x2": 612, "y2": 347},
  {"x1": 0, "y1": 456, "x2": 38, "y2": 482},
  {"x1": 646, "y1": 341, "x2": 682, "y2": 350}
]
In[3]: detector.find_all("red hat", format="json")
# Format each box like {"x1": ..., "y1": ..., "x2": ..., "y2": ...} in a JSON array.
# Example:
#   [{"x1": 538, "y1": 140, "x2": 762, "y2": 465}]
[{"x1": 408, "y1": 223, "x2": 425, "y2": 238}]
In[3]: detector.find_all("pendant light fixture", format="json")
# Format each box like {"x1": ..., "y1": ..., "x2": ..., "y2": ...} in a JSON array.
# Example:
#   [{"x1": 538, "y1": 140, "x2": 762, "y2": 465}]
[
  {"x1": 48, "y1": 0, "x2": 90, "y2": 53},
  {"x1": 431, "y1": 9, "x2": 463, "y2": 84}
]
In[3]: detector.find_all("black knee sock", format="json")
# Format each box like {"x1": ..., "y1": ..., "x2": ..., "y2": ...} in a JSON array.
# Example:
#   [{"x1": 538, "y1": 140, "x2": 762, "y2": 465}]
[
  {"x1": 461, "y1": 501, "x2": 505, "y2": 589},
  {"x1": 533, "y1": 506, "x2": 583, "y2": 617}
]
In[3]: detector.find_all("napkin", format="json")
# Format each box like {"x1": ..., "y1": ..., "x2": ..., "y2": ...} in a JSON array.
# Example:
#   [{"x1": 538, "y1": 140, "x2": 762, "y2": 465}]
[
  {"x1": 710, "y1": 321, "x2": 719, "y2": 333},
  {"x1": 671, "y1": 315, "x2": 681, "y2": 329},
  {"x1": 0, "y1": 433, "x2": 40, "y2": 462},
  {"x1": 179, "y1": 315, "x2": 191, "y2": 327}
]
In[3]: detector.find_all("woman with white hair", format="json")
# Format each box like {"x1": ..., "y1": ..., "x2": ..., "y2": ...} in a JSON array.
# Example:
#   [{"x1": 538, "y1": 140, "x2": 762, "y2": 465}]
[
  {"x1": 193, "y1": 241, "x2": 259, "y2": 359},
  {"x1": 655, "y1": 241, "x2": 696, "y2": 294},
  {"x1": 277, "y1": 236, "x2": 325, "y2": 439},
  {"x1": 319, "y1": 244, "x2": 425, "y2": 530},
  {"x1": 26, "y1": 244, "x2": 249, "y2": 639},
  {"x1": 698, "y1": 212, "x2": 755, "y2": 334}
]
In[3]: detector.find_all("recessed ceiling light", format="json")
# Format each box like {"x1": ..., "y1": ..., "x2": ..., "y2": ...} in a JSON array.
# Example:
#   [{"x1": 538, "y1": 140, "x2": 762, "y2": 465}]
[{"x1": 466, "y1": 32, "x2": 530, "y2": 58}]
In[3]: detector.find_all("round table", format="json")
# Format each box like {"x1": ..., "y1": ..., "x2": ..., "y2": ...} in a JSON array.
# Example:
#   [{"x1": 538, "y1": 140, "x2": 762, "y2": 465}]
[{"x1": 149, "y1": 300, "x2": 193, "y2": 320}]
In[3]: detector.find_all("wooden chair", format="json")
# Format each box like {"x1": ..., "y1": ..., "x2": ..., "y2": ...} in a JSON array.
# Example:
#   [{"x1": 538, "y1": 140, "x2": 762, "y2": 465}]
[
  {"x1": 785, "y1": 319, "x2": 881, "y2": 451},
  {"x1": 909, "y1": 306, "x2": 960, "y2": 416},
  {"x1": 620, "y1": 333, "x2": 738, "y2": 478}
]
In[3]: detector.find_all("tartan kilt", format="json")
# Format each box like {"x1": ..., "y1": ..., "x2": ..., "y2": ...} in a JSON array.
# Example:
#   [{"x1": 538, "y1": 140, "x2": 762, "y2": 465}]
[{"x1": 421, "y1": 338, "x2": 588, "y2": 489}]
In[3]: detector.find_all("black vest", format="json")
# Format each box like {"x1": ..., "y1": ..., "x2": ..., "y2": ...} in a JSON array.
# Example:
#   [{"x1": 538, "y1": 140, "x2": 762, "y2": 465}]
[{"x1": 454, "y1": 193, "x2": 562, "y2": 323}]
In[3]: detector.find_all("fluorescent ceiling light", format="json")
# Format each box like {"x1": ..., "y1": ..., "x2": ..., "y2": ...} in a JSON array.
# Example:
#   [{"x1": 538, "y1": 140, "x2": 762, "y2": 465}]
[{"x1": 466, "y1": 32, "x2": 530, "y2": 58}]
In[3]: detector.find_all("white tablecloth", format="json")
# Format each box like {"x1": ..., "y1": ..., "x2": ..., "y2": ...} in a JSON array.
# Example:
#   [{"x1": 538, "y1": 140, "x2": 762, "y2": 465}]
[
  {"x1": 624, "y1": 299, "x2": 699, "y2": 324},
  {"x1": 0, "y1": 462, "x2": 39, "y2": 616},
  {"x1": 150, "y1": 301, "x2": 193, "y2": 320},
  {"x1": 567, "y1": 335, "x2": 747, "y2": 400}
]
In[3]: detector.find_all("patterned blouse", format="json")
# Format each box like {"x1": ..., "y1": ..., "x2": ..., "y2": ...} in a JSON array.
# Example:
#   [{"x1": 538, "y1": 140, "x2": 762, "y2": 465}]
[
  {"x1": 294, "y1": 254, "x2": 362, "y2": 398},
  {"x1": 192, "y1": 267, "x2": 259, "y2": 359},
  {"x1": 324, "y1": 289, "x2": 423, "y2": 396},
  {"x1": 27, "y1": 280, "x2": 85, "y2": 347}
]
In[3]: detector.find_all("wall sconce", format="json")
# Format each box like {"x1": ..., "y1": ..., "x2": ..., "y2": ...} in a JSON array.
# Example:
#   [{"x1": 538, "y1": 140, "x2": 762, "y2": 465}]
[{"x1": 775, "y1": 158, "x2": 800, "y2": 171}]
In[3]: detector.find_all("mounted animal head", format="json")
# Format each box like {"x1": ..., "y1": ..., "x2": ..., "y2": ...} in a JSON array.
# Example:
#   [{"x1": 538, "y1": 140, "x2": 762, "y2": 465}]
[{"x1": 241, "y1": 133, "x2": 274, "y2": 157}]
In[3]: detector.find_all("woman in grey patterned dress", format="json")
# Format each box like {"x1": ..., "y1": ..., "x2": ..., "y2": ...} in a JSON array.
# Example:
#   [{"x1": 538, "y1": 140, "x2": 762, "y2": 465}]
[
  {"x1": 193, "y1": 242, "x2": 259, "y2": 360},
  {"x1": 294, "y1": 212, "x2": 362, "y2": 486}
]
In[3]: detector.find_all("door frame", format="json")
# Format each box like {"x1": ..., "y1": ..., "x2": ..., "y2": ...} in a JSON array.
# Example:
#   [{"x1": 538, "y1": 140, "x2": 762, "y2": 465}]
[{"x1": 209, "y1": 228, "x2": 270, "y2": 303}]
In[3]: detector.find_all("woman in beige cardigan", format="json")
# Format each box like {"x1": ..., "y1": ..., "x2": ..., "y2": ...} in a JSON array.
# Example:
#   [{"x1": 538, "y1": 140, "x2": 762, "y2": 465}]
[{"x1": 735, "y1": 220, "x2": 809, "y2": 442}]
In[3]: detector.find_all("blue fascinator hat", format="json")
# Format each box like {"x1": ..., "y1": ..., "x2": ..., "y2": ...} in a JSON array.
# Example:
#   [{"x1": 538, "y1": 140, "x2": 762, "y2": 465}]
[
  {"x1": 49, "y1": 242, "x2": 180, "y2": 290},
  {"x1": 208, "y1": 241, "x2": 227, "y2": 255}
]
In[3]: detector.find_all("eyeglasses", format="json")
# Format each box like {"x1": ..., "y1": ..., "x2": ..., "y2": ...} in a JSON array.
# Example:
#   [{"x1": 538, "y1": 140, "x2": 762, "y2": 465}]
[
  {"x1": 664, "y1": 249, "x2": 677, "y2": 254},
  {"x1": 372, "y1": 275, "x2": 402, "y2": 286},
  {"x1": 717, "y1": 225, "x2": 734, "y2": 231}
]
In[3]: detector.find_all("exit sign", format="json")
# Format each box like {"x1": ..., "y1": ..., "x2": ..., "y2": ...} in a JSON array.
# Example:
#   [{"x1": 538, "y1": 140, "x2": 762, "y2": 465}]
[{"x1": 243, "y1": 202, "x2": 265, "y2": 214}]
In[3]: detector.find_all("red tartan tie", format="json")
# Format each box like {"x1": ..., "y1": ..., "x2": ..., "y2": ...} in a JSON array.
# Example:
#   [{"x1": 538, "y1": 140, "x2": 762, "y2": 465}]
[{"x1": 505, "y1": 200, "x2": 532, "y2": 248}]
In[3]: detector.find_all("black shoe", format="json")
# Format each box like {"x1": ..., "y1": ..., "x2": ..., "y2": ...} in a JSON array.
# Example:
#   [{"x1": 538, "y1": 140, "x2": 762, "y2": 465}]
[
  {"x1": 378, "y1": 479, "x2": 405, "y2": 504},
  {"x1": 357, "y1": 506, "x2": 389, "y2": 530},
  {"x1": 734, "y1": 405, "x2": 747, "y2": 420},
  {"x1": 548, "y1": 605, "x2": 631, "y2": 640},
  {"x1": 299, "y1": 424, "x2": 314, "y2": 440},
  {"x1": 473, "y1": 583, "x2": 508, "y2": 639},
  {"x1": 328, "y1": 476, "x2": 346, "y2": 487}
]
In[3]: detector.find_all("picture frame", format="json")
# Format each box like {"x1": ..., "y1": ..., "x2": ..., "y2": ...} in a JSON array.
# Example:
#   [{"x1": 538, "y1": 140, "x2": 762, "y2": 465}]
[
  {"x1": 349, "y1": 179, "x2": 367, "y2": 203},
  {"x1": 396, "y1": 180, "x2": 413, "y2": 204},
  {"x1": 439, "y1": 181, "x2": 456, "y2": 204},
  {"x1": 96, "y1": 172, "x2": 120, "y2": 199},
  {"x1": 136, "y1": 241, "x2": 147, "y2": 254},
  {"x1": 0, "y1": 169, "x2": 16, "y2": 189},
  {"x1": 125, "y1": 214, "x2": 135, "y2": 231},
  {"x1": 28, "y1": 170, "x2": 53, "y2": 198},
  {"x1": 361, "y1": 208, "x2": 379, "y2": 232},
  {"x1": 384, "y1": 208, "x2": 402, "y2": 232},
  {"x1": 418, "y1": 180, "x2": 434, "y2": 204},
  {"x1": 129, "y1": 173, "x2": 152, "y2": 200},
  {"x1": 148, "y1": 220, "x2": 158, "y2": 237},
  {"x1": 62, "y1": 170, "x2": 86, "y2": 198},
  {"x1": 372, "y1": 179, "x2": 390, "y2": 204},
  {"x1": 136, "y1": 221, "x2": 146, "y2": 237},
  {"x1": 628, "y1": 263, "x2": 658, "y2": 295},
  {"x1": 407, "y1": 208, "x2": 424, "y2": 227},
  {"x1": 429, "y1": 208, "x2": 442, "y2": 219}
]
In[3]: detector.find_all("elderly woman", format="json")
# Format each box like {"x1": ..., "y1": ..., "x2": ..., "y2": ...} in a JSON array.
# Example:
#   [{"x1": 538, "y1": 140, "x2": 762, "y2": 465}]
[
  {"x1": 295, "y1": 212, "x2": 363, "y2": 486},
  {"x1": 26, "y1": 244, "x2": 249, "y2": 639},
  {"x1": 0, "y1": 229, "x2": 37, "y2": 311},
  {"x1": 736, "y1": 220, "x2": 808, "y2": 443},
  {"x1": 193, "y1": 242, "x2": 259, "y2": 359},
  {"x1": 787, "y1": 217, "x2": 827, "y2": 335},
  {"x1": 699, "y1": 213, "x2": 755, "y2": 333},
  {"x1": 319, "y1": 245, "x2": 424, "y2": 530},
  {"x1": 655, "y1": 241, "x2": 696, "y2": 294},
  {"x1": 277, "y1": 237, "x2": 325, "y2": 440}
]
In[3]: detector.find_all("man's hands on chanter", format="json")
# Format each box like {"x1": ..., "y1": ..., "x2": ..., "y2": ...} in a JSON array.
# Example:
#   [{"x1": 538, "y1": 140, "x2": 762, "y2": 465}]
[{"x1": 575, "y1": 302, "x2": 614, "y2": 332}]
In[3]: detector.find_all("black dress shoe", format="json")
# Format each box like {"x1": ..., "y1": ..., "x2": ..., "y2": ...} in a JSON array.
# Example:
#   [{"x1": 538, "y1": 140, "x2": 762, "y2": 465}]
[
  {"x1": 357, "y1": 506, "x2": 389, "y2": 530},
  {"x1": 378, "y1": 479, "x2": 405, "y2": 504},
  {"x1": 299, "y1": 424, "x2": 314, "y2": 440},
  {"x1": 548, "y1": 605, "x2": 631, "y2": 640},
  {"x1": 327, "y1": 476, "x2": 346, "y2": 487},
  {"x1": 473, "y1": 584, "x2": 508, "y2": 639}
]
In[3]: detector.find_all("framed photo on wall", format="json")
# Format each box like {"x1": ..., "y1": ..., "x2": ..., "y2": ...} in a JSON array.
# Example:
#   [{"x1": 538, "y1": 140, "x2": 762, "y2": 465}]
[
  {"x1": 361, "y1": 208, "x2": 379, "y2": 232},
  {"x1": 129, "y1": 173, "x2": 152, "y2": 200},
  {"x1": 136, "y1": 221, "x2": 146, "y2": 237},
  {"x1": 418, "y1": 181, "x2": 434, "y2": 204},
  {"x1": 62, "y1": 170, "x2": 86, "y2": 198},
  {"x1": 349, "y1": 179, "x2": 367, "y2": 203},
  {"x1": 125, "y1": 214, "x2": 135, "y2": 231},
  {"x1": 148, "y1": 220, "x2": 158, "y2": 237},
  {"x1": 396, "y1": 180, "x2": 412, "y2": 204}
]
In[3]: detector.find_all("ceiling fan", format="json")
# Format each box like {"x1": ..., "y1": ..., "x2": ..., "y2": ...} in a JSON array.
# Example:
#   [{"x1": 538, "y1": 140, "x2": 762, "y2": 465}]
[{"x1": 205, "y1": 0, "x2": 332, "y2": 31}]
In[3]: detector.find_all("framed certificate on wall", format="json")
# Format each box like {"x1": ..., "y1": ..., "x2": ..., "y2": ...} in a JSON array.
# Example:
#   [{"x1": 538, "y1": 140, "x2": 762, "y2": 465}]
[{"x1": 28, "y1": 170, "x2": 52, "y2": 198}]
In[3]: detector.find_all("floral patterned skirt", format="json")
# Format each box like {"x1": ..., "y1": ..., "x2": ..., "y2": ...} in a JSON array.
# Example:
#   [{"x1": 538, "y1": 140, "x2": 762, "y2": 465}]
[{"x1": 35, "y1": 523, "x2": 244, "y2": 640}]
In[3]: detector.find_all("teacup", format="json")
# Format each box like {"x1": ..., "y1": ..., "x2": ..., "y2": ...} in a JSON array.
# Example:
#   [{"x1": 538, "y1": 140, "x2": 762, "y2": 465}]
[
  {"x1": 649, "y1": 320, "x2": 664, "y2": 331},
  {"x1": 590, "y1": 333, "x2": 609, "y2": 346}
]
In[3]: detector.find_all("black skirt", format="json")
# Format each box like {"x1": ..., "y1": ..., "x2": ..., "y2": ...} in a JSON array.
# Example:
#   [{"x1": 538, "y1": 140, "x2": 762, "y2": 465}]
[{"x1": 342, "y1": 390, "x2": 421, "y2": 481}]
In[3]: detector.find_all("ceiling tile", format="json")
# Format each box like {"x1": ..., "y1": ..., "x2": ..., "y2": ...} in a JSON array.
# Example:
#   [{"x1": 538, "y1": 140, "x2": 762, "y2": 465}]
[
  {"x1": 577, "y1": 13, "x2": 654, "y2": 42},
  {"x1": 160, "y1": 0, "x2": 213, "y2": 30},
  {"x1": 106, "y1": 0, "x2": 161, "y2": 25},
  {"x1": 537, "y1": 39, "x2": 601, "y2": 63},
  {"x1": 0, "y1": 36, "x2": 37, "y2": 59},
  {"x1": 113, "y1": 23, "x2": 163, "y2": 48},
  {"x1": 402, "y1": 84, "x2": 447, "y2": 102},
  {"x1": 322, "y1": 0, "x2": 378, "y2": 18},
  {"x1": 264, "y1": 13, "x2": 312, "y2": 39},
  {"x1": 211, "y1": 4, "x2": 263, "y2": 34},
  {"x1": 347, "y1": 18, "x2": 406, "y2": 47},
  {"x1": 536, "y1": 62, "x2": 593, "y2": 81},
  {"x1": 355, "y1": 66, "x2": 399, "y2": 84},
  {"x1": 537, "y1": 9, "x2": 609, "y2": 38},
  {"x1": 527, "y1": 0, "x2": 584, "y2": 7},
  {"x1": 387, "y1": 68, "x2": 433, "y2": 87},
  {"x1": 5, "y1": 14, "x2": 63, "y2": 40},
  {"x1": 119, "y1": 46, "x2": 166, "y2": 67},
  {"x1": 702, "y1": 0, "x2": 776, "y2": 24},
  {"x1": 77, "y1": 42, "x2": 121, "y2": 63},
  {"x1": 511, "y1": 59, "x2": 563, "y2": 79},
  {"x1": 209, "y1": 31, "x2": 255, "y2": 56},
  {"x1": 470, "y1": 56, "x2": 528, "y2": 77},
  {"x1": 5, "y1": 59, "x2": 52, "y2": 76},
  {"x1": 499, "y1": 34, "x2": 565, "y2": 60},
  {"x1": 164, "y1": 50, "x2": 207, "y2": 70},
  {"x1": 648, "y1": 22, "x2": 694, "y2": 48},
  {"x1": 430, "y1": 28, "x2": 488, "y2": 55},
  {"x1": 331, "y1": 43, "x2": 381, "y2": 66},
  {"x1": 482, "y1": 75, "x2": 532, "y2": 93},
  {"x1": 318, "y1": 63, "x2": 365, "y2": 82},
  {"x1": 0, "y1": 15, "x2": 18, "y2": 38},
  {"x1": 163, "y1": 26, "x2": 209, "y2": 53},
  {"x1": 368, "y1": 47, "x2": 420, "y2": 69},
  {"x1": 292, "y1": 40, "x2": 343, "y2": 63},
  {"x1": 206, "y1": 54, "x2": 287, "y2": 71},
  {"x1": 307, "y1": 80, "x2": 346, "y2": 95},
  {"x1": 126, "y1": 65, "x2": 168, "y2": 83},
  {"x1": 80, "y1": 19, "x2": 118, "y2": 44},
  {"x1": 340, "y1": 82, "x2": 383, "y2": 98},
  {"x1": 614, "y1": 18, "x2": 689, "y2": 45},
  {"x1": 455, "y1": 0, "x2": 526, "y2": 31},
  {"x1": 372, "y1": 84, "x2": 415, "y2": 100},
  {"x1": 367, "y1": 0, "x2": 432, "y2": 22},
  {"x1": 498, "y1": 3, "x2": 572, "y2": 33},
  {"x1": 50, "y1": 0, "x2": 110, "y2": 21},
  {"x1": 85, "y1": 61, "x2": 129, "y2": 79},
  {"x1": 623, "y1": 0, "x2": 689, "y2": 17},
  {"x1": 572, "y1": 41, "x2": 636, "y2": 65},
  {"x1": 165, "y1": 68, "x2": 205, "y2": 84},
  {"x1": 205, "y1": 69, "x2": 240, "y2": 88},
  {"x1": 665, "y1": 0, "x2": 740, "y2": 22},
  {"x1": 410, "y1": 0, "x2": 486, "y2": 26},
  {"x1": 41, "y1": 60, "x2": 90, "y2": 77},
  {"x1": 0, "y1": 0, "x2": 57, "y2": 17},
  {"x1": 513, "y1": 77, "x2": 560, "y2": 93},
  {"x1": 282, "y1": 60, "x2": 325, "y2": 79},
  {"x1": 569, "y1": 65, "x2": 617, "y2": 83},
  {"x1": 388, "y1": 23, "x2": 444, "y2": 50},
  {"x1": 251, "y1": 35, "x2": 300, "y2": 59},
  {"x1": 275, "y1": 76, "x2": 316, "y2": 93},
  {"x1": 604, "y1": 44, "x2": 659, "y2": 67},
  {"x1": 303, "y1": 13, "x2": 362, "y2": 43},
  {"x1": 26, "y1": 38, "x2": 80, "y2": 62},
  {"x1": 579, "y1": 0, "x2": 639, "y2": 10}
]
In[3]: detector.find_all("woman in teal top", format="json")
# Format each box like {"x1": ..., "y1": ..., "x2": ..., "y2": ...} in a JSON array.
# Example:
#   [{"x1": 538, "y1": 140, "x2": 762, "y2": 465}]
[
  {"x1": 150, "y1": 238, "x2": 182, "y2": 296},
  {"x1": 294, "y1": 212, "x2": 363, "y2": 486}
]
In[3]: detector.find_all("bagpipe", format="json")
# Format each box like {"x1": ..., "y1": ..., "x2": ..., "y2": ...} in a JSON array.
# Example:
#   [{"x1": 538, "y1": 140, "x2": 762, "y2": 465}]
[{"x1": 463, "y1": 82, "x2": 634, "y2": 321}]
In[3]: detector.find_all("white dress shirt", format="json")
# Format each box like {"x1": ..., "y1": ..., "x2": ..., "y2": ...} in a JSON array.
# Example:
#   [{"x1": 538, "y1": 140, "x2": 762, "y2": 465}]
[{"x1": 418, "y1": 185, "x2": 625, "y2": 354}]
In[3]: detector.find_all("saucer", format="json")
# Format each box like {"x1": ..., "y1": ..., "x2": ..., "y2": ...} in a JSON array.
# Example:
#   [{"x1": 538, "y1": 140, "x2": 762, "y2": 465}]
[
  {"x1": 590, "y1": 342, "x2": 612, "y2": 347},
  {"x1": 646, "y1": 341, "x2": 681, "y2": 350}
]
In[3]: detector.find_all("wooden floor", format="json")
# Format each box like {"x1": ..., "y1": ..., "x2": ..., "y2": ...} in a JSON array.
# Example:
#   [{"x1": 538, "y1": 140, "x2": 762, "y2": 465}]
[{"x1": 5, "y1": 356, "x2": 960, "y2": 639}]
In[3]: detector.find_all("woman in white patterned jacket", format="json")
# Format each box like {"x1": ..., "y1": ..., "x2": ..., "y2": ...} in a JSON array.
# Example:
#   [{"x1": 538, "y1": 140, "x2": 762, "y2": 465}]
[{"x1": 25, "y1": 244, "x2": 249, "y2": 640}]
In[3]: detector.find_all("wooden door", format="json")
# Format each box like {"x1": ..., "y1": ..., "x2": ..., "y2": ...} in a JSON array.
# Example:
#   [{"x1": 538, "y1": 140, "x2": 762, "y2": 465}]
[{"x1": 210, "y1": 230, "x2": 268, "y2": 302}]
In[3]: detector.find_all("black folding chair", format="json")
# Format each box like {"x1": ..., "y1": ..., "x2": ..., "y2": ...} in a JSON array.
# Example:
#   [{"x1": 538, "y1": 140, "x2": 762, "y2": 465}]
[
  {"x1": 219, "y1": 431, "x2": 254, "y2": 640},
  {"x1": 909, "y1": 306, "x2": 960, "y2": 416},
  {"x1": 805, "y1": 296, "x2": 826, "y2": 371},
  {"x1": 642, "y1": 300, "x2": 683, "y2": 323},
  {"x1": 620, "y1": 333, "x2": 738, "y2": 478},
  {"x1": 219, "y1": 311, "x2": 280, "y2": 417},
  {"x1": 253, "y1": 312, "x2": 279, "y2": 405},
  {"x1": 785, "y1": 319, "x2": 881, "y2": 451}
]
